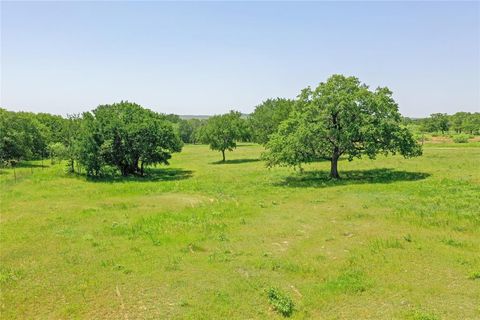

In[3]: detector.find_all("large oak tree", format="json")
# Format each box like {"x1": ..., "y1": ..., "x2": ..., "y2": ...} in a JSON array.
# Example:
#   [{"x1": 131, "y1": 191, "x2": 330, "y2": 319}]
[{"x1": 263, "y1": 75, "x2": 422, "y2": 178}]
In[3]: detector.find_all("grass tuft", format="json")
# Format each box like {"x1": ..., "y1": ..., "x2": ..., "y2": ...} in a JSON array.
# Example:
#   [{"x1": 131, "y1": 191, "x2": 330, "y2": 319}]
[{"x1": 322, "y1": 269, "x2": 370, "y2": 294}]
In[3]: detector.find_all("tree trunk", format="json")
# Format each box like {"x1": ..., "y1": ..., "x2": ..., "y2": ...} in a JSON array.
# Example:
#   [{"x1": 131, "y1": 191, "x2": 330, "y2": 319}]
[
  {"x1": 330, "y1": 148, "x2": 340, "y2": 179},
  {"x1": 67, "y1": 158, "x2": 74, "y2": 173},
  {"x1": 121, "y1": 165, "x2": 128, "y2": 176},
  {"x1": 133, "y1": 159, "x2": 139, "y2": 174},
  {"x1": 222, "y1": 150, "x2": 225, "y2": 162},
  {"x1": 140, "y1": 161, "x2": 144, "y2": 176}
]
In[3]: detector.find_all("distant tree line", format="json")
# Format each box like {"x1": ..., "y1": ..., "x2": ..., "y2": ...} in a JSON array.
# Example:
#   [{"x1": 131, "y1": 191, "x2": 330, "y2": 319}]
[
  {"x1": 403, "y1": 112, "x2": 480, "y2": 135},
  {"x1": 2, "y1": 75, "x2": 478, "y2": 178}
]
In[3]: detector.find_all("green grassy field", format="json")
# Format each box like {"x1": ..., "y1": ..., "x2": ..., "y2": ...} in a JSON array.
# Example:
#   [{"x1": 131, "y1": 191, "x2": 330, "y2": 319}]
[{"x1": 1, "y1": 143, "x2": 479, "y2": 319}]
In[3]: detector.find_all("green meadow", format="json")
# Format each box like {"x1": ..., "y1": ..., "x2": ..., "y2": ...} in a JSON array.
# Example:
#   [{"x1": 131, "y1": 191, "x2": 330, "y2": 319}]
[{"x1": 1, "y1": 142, "x2": 479, "y2": 319}]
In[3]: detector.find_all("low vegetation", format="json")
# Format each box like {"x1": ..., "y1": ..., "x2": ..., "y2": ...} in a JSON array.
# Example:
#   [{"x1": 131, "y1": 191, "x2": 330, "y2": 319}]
[
  {"x1": 1, "y1": 141, "x2": 479, "y2": 319},
  {"x1": 268, "y1": 287, "x2": 295, "y2": 317}
]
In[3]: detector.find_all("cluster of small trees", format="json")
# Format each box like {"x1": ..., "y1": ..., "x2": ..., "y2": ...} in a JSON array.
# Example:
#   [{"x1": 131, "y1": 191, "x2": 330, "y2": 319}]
[{"x1": 1, "y1": 102, "x2": 183, "y2": 176}]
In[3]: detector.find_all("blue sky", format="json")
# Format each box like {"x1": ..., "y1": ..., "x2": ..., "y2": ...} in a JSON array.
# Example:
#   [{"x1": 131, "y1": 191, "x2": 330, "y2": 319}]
[{"x1": 1, "y1": 1, "x2": 478, "y2": 117}]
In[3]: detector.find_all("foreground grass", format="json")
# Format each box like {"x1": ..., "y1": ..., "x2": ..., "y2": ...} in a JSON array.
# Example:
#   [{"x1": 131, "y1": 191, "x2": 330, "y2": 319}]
[{"x1": 1, "y1": 142, "x2": 479, "y2": 319}]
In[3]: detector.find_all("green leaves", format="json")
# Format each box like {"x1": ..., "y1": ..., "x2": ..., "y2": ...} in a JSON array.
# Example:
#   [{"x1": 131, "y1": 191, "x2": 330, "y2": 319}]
[
  {"x1": 77, "y1": 101, "x2": 182, "y2": 176},
  {"x1": 267, "y1": 287, "x2": 295, "y2": 317},
  {"x1": 249, "y1": 98, "x2": 294, "y2": 145},
  {"x1": 263, "y1": 75, "x2": 423, "y2": 177},
  {"x1": 200, "y1": 111, "x2": 247, "y2": 161},
  {"x1": 0, "y1": 108, "x2": 47, "y2": 162}
]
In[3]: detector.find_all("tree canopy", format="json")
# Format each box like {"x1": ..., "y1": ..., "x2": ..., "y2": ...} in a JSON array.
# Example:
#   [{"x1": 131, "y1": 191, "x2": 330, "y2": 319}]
[
  {"x1": 77, "y1": 102, "x2": 183, "y2": 176},
  {"x1": 423, "y1": 113, "x2": 450, "y2": 134},
  {"x1": 249, "y1": 98, "x2": 294, "y2": 145},
  {"x1": 0, "y1": 108, "x2": 48, "y2": 165},
  {"x1": 263, "y1": 75, "x2": 422, "y2": 178}
]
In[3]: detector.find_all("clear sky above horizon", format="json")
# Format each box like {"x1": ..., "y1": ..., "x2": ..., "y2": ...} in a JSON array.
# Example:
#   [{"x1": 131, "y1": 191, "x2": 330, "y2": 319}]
[{"x1": 1, "y1": 1, "x2": 479, "y2": 117}]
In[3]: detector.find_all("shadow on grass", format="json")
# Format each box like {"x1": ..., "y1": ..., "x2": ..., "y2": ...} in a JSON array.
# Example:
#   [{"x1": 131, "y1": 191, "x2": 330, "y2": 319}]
[
  {"x1": 276, "y1": 168, "x2": 430, "y2": 188},
  {"x1": 84, "y1": 167, "x2": 193, "y2": 183},
  {"x1": 236, "y1": 143, "x2": 257, "y2": 147},
  {"x1": 16, "y1": 162, "x2": 49, "y2": 168},
  {"x1": 211, "y1": 158, "x2": 261, "y2": 165}
]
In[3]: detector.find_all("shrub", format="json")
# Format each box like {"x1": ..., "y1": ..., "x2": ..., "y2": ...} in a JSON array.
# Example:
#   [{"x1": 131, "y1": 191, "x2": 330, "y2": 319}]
[
  {"x1": 452, "y1": 134, "x2": 469, "y2": 143},
  {"x1": 441, "y1": 238, "x2": 464, "y2": 247},
  {"x1": 267, "y1": 287, "x2": 294, "y2": 317},
  {"x1": 414, "y1": 133, "x2": 429, "y2": 142}
]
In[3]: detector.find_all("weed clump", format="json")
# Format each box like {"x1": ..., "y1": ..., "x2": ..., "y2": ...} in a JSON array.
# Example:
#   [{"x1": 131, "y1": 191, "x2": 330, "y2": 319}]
[
  {"x1": 267, "y1": 287, "x2": 294, "y2": 317},
  {"x1": 410, "y1": 309, "x2": 439, "y2": 320},
  {"x1": 323, "y1": 269, "x2": 369, "y2": 294},
  {"x1": 441, "y1": 238, "x2": 464, "y2": 248},
  {"x1": 468, "y1": 271, "x2": 480, "y2": 280}
]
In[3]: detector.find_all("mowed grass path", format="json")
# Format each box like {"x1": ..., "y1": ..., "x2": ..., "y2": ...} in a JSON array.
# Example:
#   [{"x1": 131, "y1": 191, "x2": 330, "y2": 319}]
[{"x1": 1, "y1": 143, "x2": 479, "y2": 319}]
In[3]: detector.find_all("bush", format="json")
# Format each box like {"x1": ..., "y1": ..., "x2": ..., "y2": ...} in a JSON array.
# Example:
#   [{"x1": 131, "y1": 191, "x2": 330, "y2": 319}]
[
  {"x1": 267, "y1": 287, "x2": 294, "y2": 317},
  {"x1": 452, "y1": 134, "x2": 470, "y2": 143}
]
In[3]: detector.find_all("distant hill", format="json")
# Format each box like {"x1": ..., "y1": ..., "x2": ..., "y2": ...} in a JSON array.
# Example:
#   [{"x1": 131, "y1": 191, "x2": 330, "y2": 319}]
[
  {"x1": 179, "y1": 113, "x2": 249, "y2": 120},
  {"x1": 179, "y1": 115, "x2": 212, "y2": 120}
]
